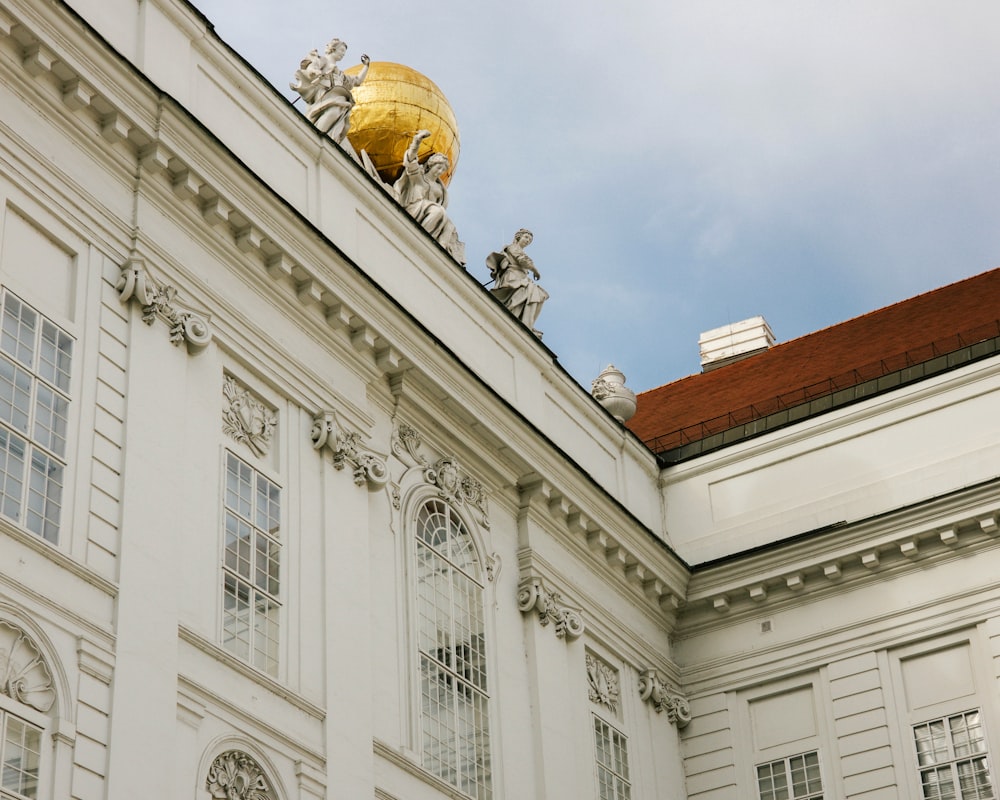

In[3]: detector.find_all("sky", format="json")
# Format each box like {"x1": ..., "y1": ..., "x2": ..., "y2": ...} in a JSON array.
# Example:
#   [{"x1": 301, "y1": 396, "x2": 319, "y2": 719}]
[{"x1": 193, "y1": 0, "x2": 1000, "y2": 393}]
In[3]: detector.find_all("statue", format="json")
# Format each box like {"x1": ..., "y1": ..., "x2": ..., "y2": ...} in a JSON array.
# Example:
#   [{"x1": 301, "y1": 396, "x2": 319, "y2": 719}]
[
  {"x1": 486, "y1": 229, "x2": 549, "y2": 336},
  {"x1": 290, "y1": 38, "x2": 370, "y2": 144},
  {"x1": 393, "y1": 130, "x2": 466, "y2": 264}
]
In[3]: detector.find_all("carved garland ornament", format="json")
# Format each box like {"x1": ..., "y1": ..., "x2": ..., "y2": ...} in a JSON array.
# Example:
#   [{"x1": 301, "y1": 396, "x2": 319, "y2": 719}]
[
  {"x1": 517, "y1": 576, "x2": 584, "y2": 639},
  {"x1": 311, "y1": 411, "x2": 388, "y2": 489},
  {"x1": 205, "y1": 750, "x2": 276, "y2": 800},
  {"x1": 117, "y1": 258, "x2": 212, "y2": 353},
  {"x1": 222, "y1": 376, "x2": 277, "y2": 458},
  {"x1": 638, "y1": 669, "x2": 691, "y2": 728},
  {"x1": 0, "y1": 620, "x2": 56, "y2": 713},
  {"x1": 586, "y1": 652, "x2": 620, "y2": 714}
]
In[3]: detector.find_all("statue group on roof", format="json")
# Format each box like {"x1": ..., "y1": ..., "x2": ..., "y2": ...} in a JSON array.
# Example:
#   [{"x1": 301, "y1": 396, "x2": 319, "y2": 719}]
[{"x1": 292, "y1": 37, "x2": 547, "y2": 333}]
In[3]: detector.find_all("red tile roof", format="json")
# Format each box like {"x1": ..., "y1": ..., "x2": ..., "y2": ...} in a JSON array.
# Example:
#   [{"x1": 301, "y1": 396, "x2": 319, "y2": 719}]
[{"x1": 628, "y1": 267, "x2": 1000, "y2": 452}]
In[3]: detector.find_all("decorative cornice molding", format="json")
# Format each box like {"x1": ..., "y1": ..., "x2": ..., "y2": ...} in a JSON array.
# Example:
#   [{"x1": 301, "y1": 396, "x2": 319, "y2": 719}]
[
  {"x1": 637, "y1": 669, "x2": 690, "y2": 728},
  {"x1": 223, "y1": 376, "x2": 277, "y2": 458},
  {"x1": 311, "y1": 410, "x2": 388, "y2": 489},
  {"x1": 118, "y1": 258, "x2": 212, "y2": 353},
  {"x1": 686, "y1": 493, "x2": 1000, "y2": 623},
  {"x1": 517, "y1": 575, "x2": 584, "y2": 639},
  {"x1": 206, "y1": 750, "x2": 276, "y2": 800},
  {"x1": 0, "y1": 620, "x2": 55, "y2": 713},
  {"x1": 518, "y1": 476, "x2": 685, "y2": 623},
  {"x1": 586, "y1": 652, "x2": 620, "y2": 715},
  {"x1": 76, "y1": 636, "x2": 114, "y2": 684}
]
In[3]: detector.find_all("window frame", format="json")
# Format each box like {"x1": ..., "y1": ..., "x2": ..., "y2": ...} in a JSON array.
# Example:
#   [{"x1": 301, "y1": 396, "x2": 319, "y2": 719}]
[
  {"x1": 0, "y1": 691, "x2": 49, "y2": 800},
  {"x1": 0, "y1": 289, "x2": 73, "y2": 545},
  {"x1": 911, "y1": 709, "x2": 996, "y2": 800},
  {"x1": 593, "y1": 712, "x2": 632, "y2": 800},
  {"x1": 410, "y1": 494, "x2": 493, "y2": 800},
  {"x1": 220, "y1": 449, "x2": 283, "y2": 678},
  {"x1": 755, "y1": 749, "x2": 824, "y2": 800}
]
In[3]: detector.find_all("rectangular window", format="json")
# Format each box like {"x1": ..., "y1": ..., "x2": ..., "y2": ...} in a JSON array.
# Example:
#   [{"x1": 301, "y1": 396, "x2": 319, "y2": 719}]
[
  {"x1": 1, "y1": 710, "x2": 42, "y2": 799},
  {"x1": 913, "y1": 710, "x2": 996, "y2": 800},
  {"x1": 757, "y1": 751, "x2": 823, "y2": 800},
  {"x1": 0, "y1": 291, "x2": 71, "y2": 543},
  {"x1": 221, "y1": 451, "x2": 281, "y2": 676},
  {"x1": 594, "y1": 715, "x2": 631, "y2": 800}
]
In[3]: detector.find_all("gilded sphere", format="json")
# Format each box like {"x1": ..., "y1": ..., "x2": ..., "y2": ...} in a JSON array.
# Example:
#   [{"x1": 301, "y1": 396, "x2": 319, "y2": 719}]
[{"x1": 344, "y1": 61, "x2": 460, "y2": 187}]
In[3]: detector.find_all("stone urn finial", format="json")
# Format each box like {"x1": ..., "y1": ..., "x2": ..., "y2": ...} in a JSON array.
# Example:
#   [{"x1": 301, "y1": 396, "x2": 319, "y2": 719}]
[{"x1": 591, "y1": 365, "x2": 637, "y2": 423}]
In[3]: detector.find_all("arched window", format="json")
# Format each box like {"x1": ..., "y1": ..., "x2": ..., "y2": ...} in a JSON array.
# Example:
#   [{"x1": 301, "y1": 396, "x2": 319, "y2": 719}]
[
  {"x1": 414, "y1": 498, "x2": 491, "y2": 799},
  {"x1": 0, "y1": 620, "x2": 56, "y2": 800}
]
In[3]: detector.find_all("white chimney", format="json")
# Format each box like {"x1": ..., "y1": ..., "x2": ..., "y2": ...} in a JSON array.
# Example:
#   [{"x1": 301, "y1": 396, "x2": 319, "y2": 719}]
[{"x1": 699, "y1": 316, "x2": 775, "y2": 372}]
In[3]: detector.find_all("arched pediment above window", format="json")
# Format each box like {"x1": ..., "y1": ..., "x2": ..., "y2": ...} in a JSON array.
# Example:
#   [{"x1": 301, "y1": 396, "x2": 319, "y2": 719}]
[
  {"x1": 205, "y1": 750, "x2": 277, "y2": 800},
  {"x1": 0, "y1": 620, "x2": 55, "y2": 713}
]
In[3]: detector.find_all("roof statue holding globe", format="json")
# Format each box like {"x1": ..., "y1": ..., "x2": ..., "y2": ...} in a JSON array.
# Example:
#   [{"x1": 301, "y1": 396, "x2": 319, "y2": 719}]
[
  {"x1": 293, "y1": 47, "x2": 469, "y2": 264},
  {"x1": 393, "y1": 130, "x2": 465, "y2": 264},
  {"x1": 290, "y1": 38, "x2": 370, "y2": 144}
]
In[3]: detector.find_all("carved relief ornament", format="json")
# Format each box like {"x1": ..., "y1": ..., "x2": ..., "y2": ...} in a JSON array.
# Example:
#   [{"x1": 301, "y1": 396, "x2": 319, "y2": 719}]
[
  {"x1": 222, "y1": 376, "x2": 277, "y2": 458},
  {"x1": 117, "y1": 258, "x2": 212, "y2": 353},
  {"x1": 311, "y1": 411, "x2": 388, "y2": 489},
  {"x1": 638, "y1": 669, "x2": 691, "y2": 728},
  {"x1": 0, "y1": 620, "x2": 56, "y2": 713},
  {"x1": 391, "y1": 422, "x2": 490, "y2": 529},
  {"x1": 517, "y1": 576, "x2": 584, "y2": 639},
  {"x1": 205, "y1": 750, "x2": 276, "y2": 800},
  {"x1": 586, "y1": 652, "x2": 620, "y2": 714}
]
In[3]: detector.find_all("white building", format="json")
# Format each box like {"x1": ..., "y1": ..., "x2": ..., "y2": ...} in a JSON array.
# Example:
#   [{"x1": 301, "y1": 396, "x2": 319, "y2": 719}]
[{"x1": 0, "y1": 1, "x2": 997, "y2": 799}]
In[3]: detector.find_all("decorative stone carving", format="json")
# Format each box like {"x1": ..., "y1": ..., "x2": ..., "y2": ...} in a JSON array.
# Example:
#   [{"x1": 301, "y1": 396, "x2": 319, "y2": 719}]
[
  {"x1": 517, "y1": 576, "x2": 584, "y2": 639},
  {"x1": 0, "y1": 620, "x2": 55, "y2": 713},
  {"x1": 392, "y1": 422, "x2": 490, "y2": 529},
  {"x1": 425, "y1": 457, "x2": 490, "y2": 529},
  {"x1": 205, "y1": 750, "x2": 276, "y2": 800},
  {"x1": 222, "y1": 376, "x2": 277, "y2": 458},
  {"x1": 290, "y1": 38, "x2": 370, "y2": 145},
  {"x1": 591, "y1": 365, "x2": 637, "y2": 423},
  {"x1": 391, "y1": 421, "x2": 426, "y2": 466},
  {"x1": 486, "y1": 228, "x2": 548, "y2": 336},
  {"x1": 311, "y1": 410, "x2": 388, "y2": 489},
  {"x1": 485, "y1": 552, "x2": 501, "y2": 583},
  {"x1": 638, "y1": 669, "x2": 690, "y2": 728},
  {"x1": 117, "y1": 258, "x2": 212, "y2": 353},
  {"x1": 586, "y1": 652, "x2": 620, "y2": 714},
  {"x1": 393, "y1": 130, "x2": 466, "y2": 264}
]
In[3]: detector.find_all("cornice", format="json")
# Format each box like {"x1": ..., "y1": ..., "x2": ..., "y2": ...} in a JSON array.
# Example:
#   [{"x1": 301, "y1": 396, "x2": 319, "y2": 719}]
[
  {"x1": 177, "y1": 625, "x2": 326, "y2": 722},
  {"x1": 373, "y1": 739, "x2": 472, "y2": 800},
  {"x1": 678, "y1": 579, "x2": 1000, "y2": 696},
  {"x1": 676, "y1": 480, "x2": 1000, "y2": 630},
  {"x1": 517, "y1": 476, "x2": 688, "y2": 625}
]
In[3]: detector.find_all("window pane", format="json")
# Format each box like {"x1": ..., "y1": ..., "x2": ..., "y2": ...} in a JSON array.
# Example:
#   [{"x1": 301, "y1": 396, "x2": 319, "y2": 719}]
[
  {"x1": 38, "y1": 320, "x2": 72, "y2": 392},
  {"x1": 2, "y1": 715, "x2": 42, "y2": 799},
  {"x1": 32, "y1": 384, "x2": 69, "y2": 457},
  {"x1": 0, "y1": 428, "x2": 26, "y2": 523},
  {"x1": 916, "y1": 720, "x2": 952, "y2": 767},
  {"x1": 221, "y1": 453, "x2": 281, "y2": 677},
  {"x1": 0, "y1": 356, "x2": 32, "y2": 435},
  {"x1": 26, "y1": 448, "x2": 63, "y2": 543},
  {"x1": 956, "y1": 757, "x2": 995, "y2": 800},
  {"x1": 1, "y1": 294, "x2": 37, "y2": 367}
]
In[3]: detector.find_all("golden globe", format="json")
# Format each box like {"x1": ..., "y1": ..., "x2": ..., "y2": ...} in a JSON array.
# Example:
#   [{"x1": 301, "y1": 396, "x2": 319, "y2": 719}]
[{"x1": 344, "y1": 61, "x2": 460, "y2": 187}]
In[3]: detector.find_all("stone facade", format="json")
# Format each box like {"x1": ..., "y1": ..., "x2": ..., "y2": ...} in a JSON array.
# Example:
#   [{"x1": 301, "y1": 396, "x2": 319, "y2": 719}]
[{"x1": 0, "y1": 1, "x2": 997, "y2": 799}]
